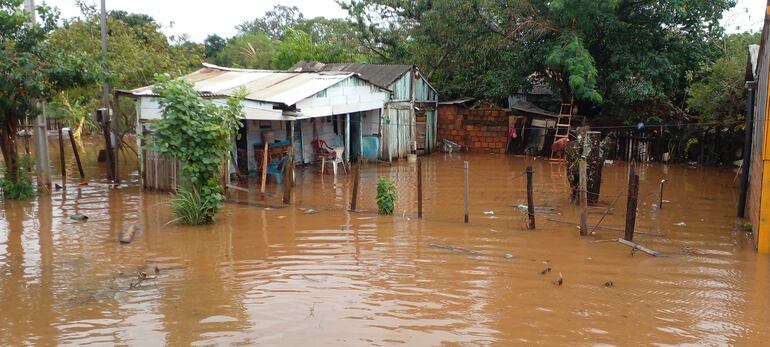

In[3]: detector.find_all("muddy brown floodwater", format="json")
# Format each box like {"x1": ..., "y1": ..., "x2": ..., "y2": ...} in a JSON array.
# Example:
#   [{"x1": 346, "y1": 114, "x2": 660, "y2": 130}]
[{"x1": 1, "y1": 138, "x2": 770, "y2": 346}]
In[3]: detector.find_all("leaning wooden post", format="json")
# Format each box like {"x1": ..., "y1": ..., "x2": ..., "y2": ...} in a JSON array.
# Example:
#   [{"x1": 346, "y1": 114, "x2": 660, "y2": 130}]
[
  {"x1": 57, "y1": 123, "x2": 67, "y2": 182},
  {"x1": 464, "y1": 161, "x2": 470, "y2": 223},
  {"x1": 350, "y1": 160, "x2": 360, "y2": 211},
  {"x1": 658, "y1": 179, "x2": 667, "y2": 209},
  {"x1": 579, "y1": 135, "x2": 590, "y2": 235},
  {"x1": 68, "y1": 129, "x2": 85, "y2": 179},
  {"x1": 526, "y1": 165, "x2": 536, "y2": 229},
  {"x1": 260, "y1": 142, "x2": 269, "y2": 193},
  {"x1": 624, "y1": 162, "x2": 640, "y2": 241},
  {"x1": 417, "y1": 157, "x2": 423, "y2": 218}
]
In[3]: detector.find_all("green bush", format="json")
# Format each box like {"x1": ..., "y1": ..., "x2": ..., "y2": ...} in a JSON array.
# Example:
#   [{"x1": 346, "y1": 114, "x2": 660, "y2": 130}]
[
  {"x1": 0, "y1": 155, "x2": 35, "y2": 200},
  {"x1": 376, "y1": 176, "x2": 397, "y2": 215},
  {"x1": 149, "y1": 75, "x2": 244, "y2": 224}
]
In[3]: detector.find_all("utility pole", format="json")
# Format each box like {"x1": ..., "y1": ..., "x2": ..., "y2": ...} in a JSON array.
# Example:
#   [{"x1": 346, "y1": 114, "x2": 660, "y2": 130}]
[
  {"x1": 99, "y1": 0, "x2": 117, "y2": 182},
  {"x1": 25, "y1": 0, "x2": 51, "y2": 187}
]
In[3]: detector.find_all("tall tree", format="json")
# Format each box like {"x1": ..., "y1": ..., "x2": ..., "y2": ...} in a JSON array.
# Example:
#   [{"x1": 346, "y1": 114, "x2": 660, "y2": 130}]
[
  {"x1": 236, "y1": 4, "x2": 304, "y2": 40},
  {"x1": 204, "y1": 34, "x2": 226, "y2": 58}
]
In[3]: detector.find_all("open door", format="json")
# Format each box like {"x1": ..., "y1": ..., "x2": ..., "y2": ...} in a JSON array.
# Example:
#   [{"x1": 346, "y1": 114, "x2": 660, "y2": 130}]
[{"x1": 415, "y1": 110, "x2": 427, "y2": 154}]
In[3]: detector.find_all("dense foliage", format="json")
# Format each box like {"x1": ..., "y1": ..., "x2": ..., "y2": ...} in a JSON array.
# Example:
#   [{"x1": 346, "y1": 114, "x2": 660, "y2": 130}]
[
  {"x1": 340, "y1": 0, "x2": 735, "y2": 120},
  {"x1": 206, "y1": 5, "x2": 366, "y2": 70},
  {"x1": 688, "y1": 32, "x2": 761, "y2": 132},
  {"x1": 148, "y1": 76, "x2": 244, "y2": 224},
  {"x1": 0, "y1": 0, "x2": 101, "y2": 198},
  {"x1": 47, "y1": 3, "x2": 203, "y2": 149}
]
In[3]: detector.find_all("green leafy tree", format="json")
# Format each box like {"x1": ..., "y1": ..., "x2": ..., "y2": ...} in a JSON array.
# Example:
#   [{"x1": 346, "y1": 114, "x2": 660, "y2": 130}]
[
  {"x1": 237, "y1": 4, "x2": 304, "y2": 40},
  {"x1": 209, "y1": 32, "x2": 275, "y2": 69},
  {"x1": 204, "y1": 34, "x2": 226, "y2": 58},
  {"x1": 688, "y1": 32, "x2": 760, "y2": 131},
  {"x1": 0, "y1": 0, "x2": 102, "y2": 199},
  {"x1": 376, "y1": 176, "x2": 396, "y2": 215},
  {"x1": 48, "y1": 5, "x2": 202, "y2": 155},
  {"x1": 148, "y1": 75, "x2": 244, "y2": 224}
]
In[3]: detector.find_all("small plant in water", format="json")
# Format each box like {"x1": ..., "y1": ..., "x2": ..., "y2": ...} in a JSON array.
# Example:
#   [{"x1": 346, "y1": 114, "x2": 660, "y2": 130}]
[
  {"x1": 376, "y1": 176, "x2": 397, "y2": 215},
  {"x1": 0, "y1": 155, "x2": 36, "y2": 200}
]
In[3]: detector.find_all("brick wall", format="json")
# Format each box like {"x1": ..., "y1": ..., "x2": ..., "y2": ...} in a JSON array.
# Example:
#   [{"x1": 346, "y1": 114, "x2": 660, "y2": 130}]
[{"x1": 437, "y1": 104, "x2": 509, "y2": 153}]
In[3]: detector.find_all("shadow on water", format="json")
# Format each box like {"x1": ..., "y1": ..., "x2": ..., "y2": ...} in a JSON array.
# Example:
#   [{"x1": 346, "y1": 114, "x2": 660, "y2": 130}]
[{"x1": 1, "y1": 137, "x2": 769, "y2": 345}]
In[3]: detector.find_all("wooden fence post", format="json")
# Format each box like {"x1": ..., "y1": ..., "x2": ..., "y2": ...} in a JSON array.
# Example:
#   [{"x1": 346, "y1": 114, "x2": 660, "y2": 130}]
[
  {"x1": 526, "y1": 165, "x2": 536, "y2": 229},
  {"x1": 57, "y1": 124, "x2": 66, "y2": 182},
  {"x1": 624, "y1": 163, "x2": 640, "y2": 241},
  {"x1": 350, "y1": 160, "x2": 360, "y2": 211},
  {"x1": 260, "y1": 142, "x2": 268, "y2": 193},
  {"x1": 417, "y1": 157, "x2": 423, "y2": 218},
  {"x1": 579, "y1": 130, "x2": 590, "y2": 236},
  {"x1": 464, "y1": 161, "x2": 470, "y2": 223},
  {"x1": 658, "y1": 179, "x2": 667, "y2": 209}
]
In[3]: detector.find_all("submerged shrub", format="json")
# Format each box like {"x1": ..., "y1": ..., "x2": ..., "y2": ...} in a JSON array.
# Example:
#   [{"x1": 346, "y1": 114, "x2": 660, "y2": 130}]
[
  {"x1": 169, "y1": 183, "x2": 222, "y2": 225},
  {"x1": 0, "y1": 155, "x2": 36, "y2": 200},
  {"x1": 376, "y1": 176, "x2": 397, "y2": 215}
]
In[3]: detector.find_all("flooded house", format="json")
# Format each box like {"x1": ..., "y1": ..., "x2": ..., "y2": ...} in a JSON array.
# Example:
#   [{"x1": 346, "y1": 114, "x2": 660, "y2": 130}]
[
  {"x1": 436, "y1": 98, "x2": 558, "y2": 155},
  {"x1": 290, "y1": 61, "x2": 440, "y2": 158},
  {"x1": 120, "y1": 63, "x2": 390, "y2": 190},
  {"x1": 742, "y1": 4, "x2": 770, "y2": 253}
]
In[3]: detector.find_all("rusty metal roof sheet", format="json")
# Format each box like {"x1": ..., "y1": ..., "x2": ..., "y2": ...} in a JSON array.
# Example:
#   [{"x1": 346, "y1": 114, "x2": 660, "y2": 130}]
[
  {"x1": 128, "y1": 63, "x2": 361, "y2": 106},
  {"x1": 290, "y1": 61, "x2": 412, "y2": 89}
]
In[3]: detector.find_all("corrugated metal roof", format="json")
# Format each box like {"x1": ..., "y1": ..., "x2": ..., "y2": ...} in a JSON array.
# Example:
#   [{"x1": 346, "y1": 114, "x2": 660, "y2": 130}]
[
  {"x1": 438, "y1": 98, "x2": 475, "y2": 105},
  {"x1": 290, "y1": 61, "x2": 412, "y2": 89},
  {"x1": 509, "y1": 100, "x2": 556, "y2": 118},
  {"x1": 128, "y1": 63, "x2": 360, "y2": 106}
]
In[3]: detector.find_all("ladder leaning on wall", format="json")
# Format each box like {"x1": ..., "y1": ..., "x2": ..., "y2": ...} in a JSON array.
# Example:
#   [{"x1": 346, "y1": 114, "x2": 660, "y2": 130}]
[{"x1": 550, "y1": 101, "x2": 574, "y2": 161}]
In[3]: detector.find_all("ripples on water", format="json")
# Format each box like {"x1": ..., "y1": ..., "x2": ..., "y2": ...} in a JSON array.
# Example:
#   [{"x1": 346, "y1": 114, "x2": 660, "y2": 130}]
[{"x1": 1, "y1": 152, "x2": 769, "y2": 346}]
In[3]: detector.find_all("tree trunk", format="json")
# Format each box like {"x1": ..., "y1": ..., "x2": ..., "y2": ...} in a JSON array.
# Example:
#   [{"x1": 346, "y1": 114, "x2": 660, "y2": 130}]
[{"x1": 0, "y1": 113, "x2": 20, "y2": 181}]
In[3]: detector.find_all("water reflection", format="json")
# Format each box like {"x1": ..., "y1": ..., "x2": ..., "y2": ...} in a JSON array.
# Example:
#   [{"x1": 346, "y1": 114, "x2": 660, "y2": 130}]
[{"x1": 0, "y1": 139, "x2": 769, "y2": 345}]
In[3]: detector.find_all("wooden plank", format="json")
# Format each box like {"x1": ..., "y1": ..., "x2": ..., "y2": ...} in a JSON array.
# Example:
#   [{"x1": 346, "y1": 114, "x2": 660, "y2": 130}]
[
  {"x1": 617, "y1": 238, "x2": 661, "y2": 257},
  {"x1": 119, "y1": 224, "x2": 139, "y2": 244}
]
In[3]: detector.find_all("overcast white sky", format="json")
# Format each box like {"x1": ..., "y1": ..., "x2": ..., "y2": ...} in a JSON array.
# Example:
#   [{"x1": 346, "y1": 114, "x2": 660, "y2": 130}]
[{"x1": 40, "y1": 0, "x2": 767, "y2": 42}]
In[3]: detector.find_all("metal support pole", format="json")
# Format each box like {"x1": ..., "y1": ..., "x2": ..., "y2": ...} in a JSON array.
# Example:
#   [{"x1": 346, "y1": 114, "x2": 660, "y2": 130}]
[
  {"x1": 738, "y1": 83, "x2": 756, "y2": 217},
  {"x1": 345, "y1": 113, "x2": 351, "y2": 162}
]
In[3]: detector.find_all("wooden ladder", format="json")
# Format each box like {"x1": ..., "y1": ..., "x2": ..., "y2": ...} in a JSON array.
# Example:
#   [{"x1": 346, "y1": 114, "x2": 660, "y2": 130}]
[{"x1": 550, "y1": 102, "x2": 574, "y2": 161}]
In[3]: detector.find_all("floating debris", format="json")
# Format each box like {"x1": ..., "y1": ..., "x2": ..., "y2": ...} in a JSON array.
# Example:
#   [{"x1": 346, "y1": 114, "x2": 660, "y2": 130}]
[
  {"x1": 483, "y1": 211, "x2": 495, "y2": 215},
  {"x1": 553, "y1": 273, "x2": 563, "y2": 286},
  {"x1": 428, "y1": 242, "x2": 483, "y2": 256},
  {"x1": 504, "y1": 253, "x2": 513, "y2": 259},
  {"x1": 514, "y1": 204, "x2": 558, "y2": 214},
  {"x1": 540, "y1": 267, "x2": 552, "y2": 275},
  {"x1": 69, "y1": 214, "x2": 89, "y2": 221},
  {"x1": 304, "y1": 208, "x2": 318, "y2": 214},
  {"x1": 602, "y1": 281, "x2": 614, "y2": 288},
  {"x1": 674, "y1": 222, "x2": 687, "y2": 227}
]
